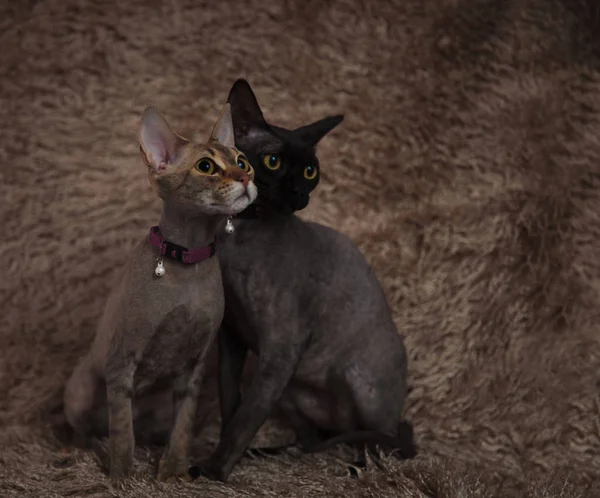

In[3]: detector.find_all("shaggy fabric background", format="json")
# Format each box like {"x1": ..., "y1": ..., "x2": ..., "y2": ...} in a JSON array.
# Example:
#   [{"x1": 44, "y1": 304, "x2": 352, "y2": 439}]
[{"x1": 1, "y1": 0, "x2": 600, "y2": 496}]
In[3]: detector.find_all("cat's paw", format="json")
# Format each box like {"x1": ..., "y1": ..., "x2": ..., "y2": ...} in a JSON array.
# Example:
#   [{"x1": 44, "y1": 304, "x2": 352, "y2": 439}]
[
  {"x1": 108, "y1": 453, "x2": 134, "y2": 480},
  {"x1": 187, "y1": 460, "x2": 227, "y2": 482},
  {"x1": 109, "y1": 463, "x2": 134, "y2": 480},
  {"x1": 156, "y1": 471, "x2": 192, "y2": 484},
  {"x1": 108, "y1": 437, "x2": 134, "y2": 480},
  {"x1": 156, "y1": 459, "x2": 192, "y2": 483}
]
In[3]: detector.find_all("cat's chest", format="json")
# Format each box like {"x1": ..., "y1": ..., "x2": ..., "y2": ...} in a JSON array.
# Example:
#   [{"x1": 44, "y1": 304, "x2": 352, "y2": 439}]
[
  {"x1": 134, "y1": 270, "x2": 224, "y2": 390},
  {"x1": 219, "y1": 260, "x2": 264, "y2": 350},
  {"x1": 218, "y1": 222, "x2": 312, "y2": 350}
]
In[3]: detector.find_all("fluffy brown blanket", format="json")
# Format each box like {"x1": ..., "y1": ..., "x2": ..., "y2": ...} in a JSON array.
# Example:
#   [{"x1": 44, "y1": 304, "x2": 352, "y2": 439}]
[{"x1": 2, "y1": 0, "x2": 599, "y2": 496}]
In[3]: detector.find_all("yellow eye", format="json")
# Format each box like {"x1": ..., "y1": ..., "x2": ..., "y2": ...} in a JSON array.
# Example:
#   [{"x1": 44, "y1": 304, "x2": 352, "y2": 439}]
[
  {"x1": 195, "y1": 158, "x2": 216, "y2": 175},
  {"x1": 262, "y1": 154, "x2": 281, "y2": 171},
  {"x1": 304, "y1": 164, "x2": 318, "y2": 180},
  {"x1": 237, "y1": 155, "x2": 251, "y2": 172}
]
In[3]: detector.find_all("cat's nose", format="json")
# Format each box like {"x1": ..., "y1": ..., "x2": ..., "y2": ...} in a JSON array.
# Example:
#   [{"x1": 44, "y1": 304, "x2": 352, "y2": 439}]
[{"x1": 225, "y1": 168, "x2": 249, "y2": 187}]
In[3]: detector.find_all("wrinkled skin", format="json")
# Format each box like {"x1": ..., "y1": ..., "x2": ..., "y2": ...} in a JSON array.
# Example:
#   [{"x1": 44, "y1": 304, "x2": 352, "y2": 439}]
[
  {"x1": 63, "y1": 104, "x2": 257, "y2": 481},
  {"x1": 198, "y1": 80, "x2": 415, "y2": 482}
]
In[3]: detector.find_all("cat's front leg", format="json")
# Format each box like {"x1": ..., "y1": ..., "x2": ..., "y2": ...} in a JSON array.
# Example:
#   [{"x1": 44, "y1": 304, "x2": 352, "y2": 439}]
[
  {"x1": 106, "y1": 353, "x2": 137, "y2": 479},
  {"x1": 218, "y1": 324, "x2": 248, "y2": 436},
  {"x1": 156, "y1": 343, "x2": 211, "y2": 482},
  {"x1": 197, "y1": 347, "x2": 301, "y2": 482}
]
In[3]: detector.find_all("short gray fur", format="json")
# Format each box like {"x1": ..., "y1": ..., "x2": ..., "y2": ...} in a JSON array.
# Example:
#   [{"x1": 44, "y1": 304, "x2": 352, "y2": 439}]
[{"x1": 197, "y1": 80, "x2": 415, "y2": 483}]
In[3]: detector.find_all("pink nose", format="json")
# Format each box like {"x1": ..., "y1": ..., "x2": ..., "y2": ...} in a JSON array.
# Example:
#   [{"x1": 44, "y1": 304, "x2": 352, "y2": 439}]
[{"x1": 226, "y1": 168, "x2": 249, "y2": 187}]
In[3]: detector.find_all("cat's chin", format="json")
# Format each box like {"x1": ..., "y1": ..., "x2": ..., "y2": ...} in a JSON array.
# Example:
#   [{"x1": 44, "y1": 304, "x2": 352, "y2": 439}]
[
  {"x1": 203, "y1": 197, "x2": 255, "y2": 216},
  {"x1": 199, "y1": 183, "x2": 258, "y2": 216}
]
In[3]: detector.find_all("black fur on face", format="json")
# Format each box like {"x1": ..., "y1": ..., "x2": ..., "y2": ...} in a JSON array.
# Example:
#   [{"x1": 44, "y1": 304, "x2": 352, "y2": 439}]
[{"x1": 227, "y1": 79, "x2": 343, "y2": 216}]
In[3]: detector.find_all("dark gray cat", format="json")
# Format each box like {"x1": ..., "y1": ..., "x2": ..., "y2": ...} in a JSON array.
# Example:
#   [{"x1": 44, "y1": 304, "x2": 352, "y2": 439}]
[{"x1": 196, "y1": 80, "x2": 416, "y2": 482}]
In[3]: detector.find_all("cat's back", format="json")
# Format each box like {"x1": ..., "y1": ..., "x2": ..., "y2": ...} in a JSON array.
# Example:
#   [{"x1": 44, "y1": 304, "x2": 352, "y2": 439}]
[
  {"x1": 303, "y1": 220, "x2": 390, "y2": 298},
  {"x1": 220, "y1": 215, "x2": 393, "y2": 326},
  {"x1": 219, "y1": 215, "x2": 313, "y2": 273},
  {"x1": 221, "y1": 215, "x2": 369, "y2": 269}
]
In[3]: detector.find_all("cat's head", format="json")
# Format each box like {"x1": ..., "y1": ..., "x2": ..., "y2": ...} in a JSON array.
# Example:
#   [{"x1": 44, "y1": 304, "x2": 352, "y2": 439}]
[
  {"x1": 226, "y1": 79, "x2": 343, "y2": 215},
  {"x1": 139, "y1": 103, "x2": 258, "y2": 216}
]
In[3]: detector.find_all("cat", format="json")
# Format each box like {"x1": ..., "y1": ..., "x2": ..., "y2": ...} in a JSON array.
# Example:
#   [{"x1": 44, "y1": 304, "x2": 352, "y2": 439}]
[
  {"x1": 63, "y1": 102, "x2": 257, "y2": 481},
  {"x1": 194, "y1": 79, "x2": 416, "y2": 482}
]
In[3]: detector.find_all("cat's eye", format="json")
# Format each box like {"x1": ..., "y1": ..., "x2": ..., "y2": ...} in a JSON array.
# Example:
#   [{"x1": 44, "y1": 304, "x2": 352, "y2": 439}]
[
  {"x1": 304, "y1": 164, "x2": 318, "y2": 180},
  {"x1": 262, "y1": 154, "x2": 281, "y2": 171},
  {"x1": 237, "y1": 155, "x2": 251, "y2": 172},
  {"x1": 195, "y1": 158, "x2": 216, "y2": 175}
]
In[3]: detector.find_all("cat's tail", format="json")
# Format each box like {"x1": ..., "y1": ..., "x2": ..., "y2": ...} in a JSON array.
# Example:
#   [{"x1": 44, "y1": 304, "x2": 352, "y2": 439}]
[{"x1": 300, "y1": 420, "x2": 417, "y2": 459}]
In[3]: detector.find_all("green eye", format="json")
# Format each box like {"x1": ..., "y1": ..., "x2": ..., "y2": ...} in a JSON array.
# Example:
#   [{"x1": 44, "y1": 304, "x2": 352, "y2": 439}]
[
  {"x1": 304, "y1": 164, "x2": 318, "y2": 180},
  {"x1": 237, "y1": 155, "x2": 250, "y2": 172},
  {"x1": 263, "y1": 154, "x2": 281, "y2": 171},
  {"x1": 195, "y1": 158, "x2": 216, "y2": 175}
]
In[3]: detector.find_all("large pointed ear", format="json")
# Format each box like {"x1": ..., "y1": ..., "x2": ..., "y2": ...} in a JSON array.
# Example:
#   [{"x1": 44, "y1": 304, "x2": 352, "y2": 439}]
[
  {"x1": 294, "y1": 115, "x2": 344, "y2": 146},
  {"x1": 139, "y1": 107, "x2": 187, "y2": 174},
  {"x1": 209, "y1": 103, "x2": 235, "y2": 148},
  {"x1": 227, "y1": 79, "x2": 269, "y2": 139}
]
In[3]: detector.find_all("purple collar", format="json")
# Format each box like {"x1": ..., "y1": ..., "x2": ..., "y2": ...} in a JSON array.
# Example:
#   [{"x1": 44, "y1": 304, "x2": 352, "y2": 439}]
[{"x1": 148, "y1": 226, "x2": 216, "y2": 264}]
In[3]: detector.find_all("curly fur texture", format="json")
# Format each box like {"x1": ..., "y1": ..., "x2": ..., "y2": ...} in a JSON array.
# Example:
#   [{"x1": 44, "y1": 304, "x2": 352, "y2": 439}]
[{"x1": 1, "y1": 0, "x2": 599, "y2": 496}]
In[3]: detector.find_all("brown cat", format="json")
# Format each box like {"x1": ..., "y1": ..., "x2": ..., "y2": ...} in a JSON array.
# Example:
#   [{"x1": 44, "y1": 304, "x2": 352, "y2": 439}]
[{"x1": 63, "y1": 103, "x2": 257, "y2": 481}]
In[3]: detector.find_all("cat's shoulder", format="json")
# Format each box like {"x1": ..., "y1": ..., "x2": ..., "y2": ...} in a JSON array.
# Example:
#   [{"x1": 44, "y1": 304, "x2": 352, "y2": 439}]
[
  {"x1": 303, "y1": 221, "x2": 366, "y2": 257},
  {"x1": 229, "y1": 216, "x2": 361, "y2": 257},
  {"x1": 304, "y1": 220, "x2": 354, "y2": 243}
]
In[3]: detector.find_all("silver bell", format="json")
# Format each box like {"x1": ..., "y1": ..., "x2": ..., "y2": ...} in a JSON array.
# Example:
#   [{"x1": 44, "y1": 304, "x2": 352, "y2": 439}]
[
  {"x1": 225, "y1": 217, "x2": 235, "y2": 234},
  {"x1": 154, "y1": 259, "x2": 165, "y2": 277}
]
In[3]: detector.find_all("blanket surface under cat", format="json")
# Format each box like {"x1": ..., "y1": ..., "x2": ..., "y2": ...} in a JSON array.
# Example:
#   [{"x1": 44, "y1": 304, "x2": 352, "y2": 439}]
[{"x1": 1, "y1": 0, "x2": 599, "y2": 496}]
